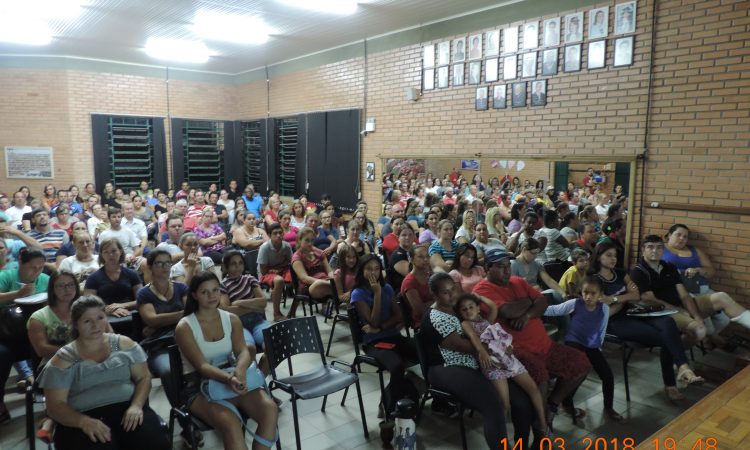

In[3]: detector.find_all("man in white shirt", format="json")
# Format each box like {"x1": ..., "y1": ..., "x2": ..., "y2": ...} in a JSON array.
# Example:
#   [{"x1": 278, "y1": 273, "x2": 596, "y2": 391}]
[
  {"x1": 99, "y1": 207, "x2": 143, "y2": 265},
  {"x1": 5, "y1": 191, "x2": 31, "y2": 229},
  {"x1": 121, "y1": 201, "x2": 148, "y2": 251}
]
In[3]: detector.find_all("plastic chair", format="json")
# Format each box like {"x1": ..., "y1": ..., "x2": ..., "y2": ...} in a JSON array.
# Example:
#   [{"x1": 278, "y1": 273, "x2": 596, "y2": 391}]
[
  {"x1": 339, "y1": 305, "x2": 386, "y2": 407},
  {"x1": 413, "y1": 331, "x2": 468, "y2": 450},
  {"x1": 263, "y1": 317, "x2": 369, "y2": 450},
  {"x1": 325, "y1": 279, "x2": 350, "y2": 356},
  {"x1": 242, "y1": 248, "x2": 260, "y2": 278},
  {"x1": 396, "y1": 294, "x2": 414, "y2": 338},
  {"x1": 289, "y1": 269, "x2": 327, "y2": 317}
]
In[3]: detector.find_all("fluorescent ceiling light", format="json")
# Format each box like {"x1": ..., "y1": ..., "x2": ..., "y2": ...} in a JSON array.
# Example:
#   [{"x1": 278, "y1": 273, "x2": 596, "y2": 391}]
[
  {"x1": 0, "y1": 18, "x2": 52, "y2": 45},
  {"x1": 1, "y1": 0, "x2": 87, "y2": 20},
  {"x1": 277, "y1": 0, "x2": 359, "y2": 15},
  {"x1": 194, "y1": 10, "x2": 273, "y2": 44},
  {"x1": 145, "y1": 38, "x2": 212, "y2": 64}
]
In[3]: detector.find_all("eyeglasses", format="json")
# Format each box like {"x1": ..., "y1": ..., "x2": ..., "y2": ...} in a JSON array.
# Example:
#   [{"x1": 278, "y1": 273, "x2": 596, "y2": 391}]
[
  {"x1": 55, "y1": 283, "x2": 77, "y2": 290},
  {"x1": 644, "y1": 244, "x2": 664, "y2": 251},
  {"x1": 152, "y1": 261, "x2": 172, "y2": 268}
]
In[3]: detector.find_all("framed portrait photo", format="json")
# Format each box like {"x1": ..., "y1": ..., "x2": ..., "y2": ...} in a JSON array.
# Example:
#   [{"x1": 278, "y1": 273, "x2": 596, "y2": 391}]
[
  {"x1": 492, "y1": 85, "x2": 507, "y2": 109},
  {"x1": 468, "y1": 34, "x2": 483, "y2": 60},
  {"x1": 588, "y1": 6, "x2": 609, "y2": 40},
  {"x1": 423, "y1": 44, "x2": 435, "y2": 68},
  {"x1": 523, "y1": 21, "x2": 539, "y2": 50},
  {"x1": 503, "y1": 55, "x2": 517, "y2": 80},
  {"x1": 475, "y1": 86, "x2": 489, "y2": 111},
  {"x1": 486, "y1": 30, "x2": 500, "y2": 57},
  {"x1": 468, "y1": 60, "x2": 482, "y2": 85},
  {"x1": 453, "y1": 63, "x2": 465, "y2": 85},
  {"x1": 511, "y1": 82, "x2": 527, "y2": 107},
  {"x1": 564, "y1": 44, "x2": 581, "y2": 72},
  {"x1": 423, "y1": 68, "x2": 435, "y2": 90},
  {"x1": 503, "y1": 26, "x2": 519, "y2": 54},
  {"x1": 588, "y1": 40, "x2": 606, "y2": 69},
  {"x1": 522, "y1": 52, "x2": 537, "y2": 78},
  {"x1": 437, "y1": 66, "x2": 449, "y2": 88},
  {"x1": 564, "y1": 12, "x2": 584, "y2": 43},
  {"x1": 541, "y1": 48, "x2": 558, "y2": 76},
  {"x1": 543, "y1": 17, "x2": 560, "y2": 47},
  {"x1": 437, "y1": 41, "x2": 450, "y2": 66},
  {"x1": 613, "y1": 36, "x2": 634, "y2": 67},
  {"x1": 485, "y1": 58, "x2": 499, "y2": 82},
  {"x1": 615, "y1": 1, "x2": 636, "y2": 35},
  {"x1": 530, "y1": 80, "x2": 547, "y2": 106},
  {"x1": 452, "y1": 38, "x2": 466, "y2": 62},
  {"x1": 365, "y1": 162, "x2": 375, "y2": 181}
]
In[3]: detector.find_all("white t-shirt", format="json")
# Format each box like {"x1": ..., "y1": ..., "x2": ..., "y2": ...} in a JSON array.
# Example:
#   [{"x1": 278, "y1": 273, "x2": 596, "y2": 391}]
[
  {"x1": 99, "y1": 228, "x2": 140, "y2": 256},
  {"x1": 170, "y1": 257, "x2": 215, "y2": 280},
  {"x1": 59, "y1": 255, "x2": 100, "y2": 277},
  {"x1": 6, "y1": 205, "x2": 30, "y2": 227},
  {"x1": 121, "y1": 217, "x2": 147, "y2": 240},
  {"x1": 534, "y1": 227, "x2": 570, "y2": 262}
]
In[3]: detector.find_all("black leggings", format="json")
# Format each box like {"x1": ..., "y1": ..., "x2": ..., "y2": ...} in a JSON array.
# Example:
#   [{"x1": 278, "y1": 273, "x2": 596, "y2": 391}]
[
  {"x1": 607, "y1": 314, "x2": 687, "y2": 386},
  {"x1": 566, "y1": 342, "x2": 615, "y2": 409},
  {"x1": 428, "y1": 365, "x2": 535, "y2": 449},
  {"x1": 54, "y1": 401, "x2": 170, "y2": 450},
  {"x1": 364, "y1": 335, "x2": 417, "y2": 413}
]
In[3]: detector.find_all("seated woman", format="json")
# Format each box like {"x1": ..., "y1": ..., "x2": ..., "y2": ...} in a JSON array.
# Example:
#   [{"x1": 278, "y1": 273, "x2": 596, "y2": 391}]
[
  {"x1": 264, "y1": 197, "x2": 282, "y2": 228},
  {"x1": 231, "y1": 212, "x2": 269, "y2": 251},
  {"x1": 448, "y1": 243, "x2": 485, "y2": 294},
  {"x1": 220, "y1": 250, "x2": 272, "y2": 354},
  {"x1": 405, "y1": 199, "x2": 424, "y2": 228},
  {"x1": 289, "y1": 201, "x2": 307, "y2": 229},
  {"x1": 352, "y1": 209, "x2": 376, "y2": 249},
  {"x1": 278, "y1": 211, "x2": 299, "y2": 249},
  {"x1": 50, "y1": 204, "x2": 79, "y2": 237},
  {"x1": 534, "y1": 210, "x2": 571, "y2": 264},
  {"x1": 319, "y1": 209, "x2": 342, "y2": 247},
  {"x1": 454, "y1": 210, "x2": 476, "y2": 245},
  {"x1": 592, "y1": 241, "x2": 702, "y2": 401},
  {"x1": 484, "y1": 206, "x2": 506, "y2": 240},
  {"x1": 58, "y1": 230, "x2": 100, "y2": 283},
  {"x1": 333, "y1": 244, "x2": 358, "y2": 304},
  {"x1": 428, "y1": 219, "x2": 459, "y2": 273},
  {"x1": 175, "y1": 272, "x2": 279, "y2": 450},
  {"x1": 230, "y1": 208, "x2": 247, "y2": 236},
  {"x1": 381, "y1": 216, "x2": 406, "y2": 262},
  {"x1": 194, "y1": 207, "x2": 227, "y2": 265},
  {"x1": 170, "y1": 233, "x2": 220, "y2": 285},
  {"x1": 421, "y1": 272, "x2": 536, "y2": 448},
  {"x1": 39, "y1": 296, "x2": 170, "y2": 450},
  {"x1": 351, "y1": 254, "x2": 416, "y2": 415},
  {"x1": 290, "y1": 227, "x2": 334, "y2": 317},
  {"x1": 418, "y1": 211, "x2": 440, "y2": 245},
  {"x1": 0, "y1": 248, "x2": 49, "y2": 423},
  {"x1": 597, "y1": 218, "x2": 626, "y2": 270},
  {"x1": 218, "y1": 190, "x2": 236, "y2": 225},
  {"x1": 341, "y1": 221, "x2": 371, "y2": 257},
  {"x1": 401, "y1": 244, "x2": 432, "y2": 329},
  {"x1": 507, "y1": 203, "x2": 525, "y2": 235},
  {"x1": 136, "y1": 249, "x2": 187, "y2": 385},
  {"x1": 305, "y1": 212, "x2": 337, "y2": 257},
  {"x1": 83, "y1": 238, "x2": 142, "y2": 319},
  {"x1": 471, "y1": 222, "x2": 506, "y2": 265}
]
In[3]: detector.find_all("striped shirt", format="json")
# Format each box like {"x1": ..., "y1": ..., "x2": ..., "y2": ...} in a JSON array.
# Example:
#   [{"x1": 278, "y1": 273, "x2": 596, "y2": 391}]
[
  {"x1": 221, "y1": 274, "x2": 261, "y2": 301},
  {"x1": 27, "y1": 229, "x2": 69, "y2": 262}
]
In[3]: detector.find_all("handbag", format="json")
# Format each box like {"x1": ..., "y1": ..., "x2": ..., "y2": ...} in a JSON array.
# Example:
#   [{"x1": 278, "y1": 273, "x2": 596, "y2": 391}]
[{"x1": 201, "y1": 361, "x2": 266, "y2": 401}]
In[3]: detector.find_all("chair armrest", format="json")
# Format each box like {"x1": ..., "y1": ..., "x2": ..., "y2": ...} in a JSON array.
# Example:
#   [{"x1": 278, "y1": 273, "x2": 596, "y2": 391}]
[
  {"x1": 353, "y1": 354, "x2": 379, "y2": 368},
  {"x1": 269, "y1": 379, "x2": 293, "y2": 392},
  {"x1": 331, "y1": 360, "x2": 355, "y2": 373}
]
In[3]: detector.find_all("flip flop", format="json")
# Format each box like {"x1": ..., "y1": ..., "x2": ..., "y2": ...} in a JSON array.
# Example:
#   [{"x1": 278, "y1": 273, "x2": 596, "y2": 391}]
[{"x1": 677, "y1": 367, "x2": 705, "y2": 386}]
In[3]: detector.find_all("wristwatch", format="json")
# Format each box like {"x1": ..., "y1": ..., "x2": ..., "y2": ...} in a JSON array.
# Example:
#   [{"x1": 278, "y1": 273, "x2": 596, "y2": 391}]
[{"x1": 612, "y1": 296, "x2": 619, "y2": 304}]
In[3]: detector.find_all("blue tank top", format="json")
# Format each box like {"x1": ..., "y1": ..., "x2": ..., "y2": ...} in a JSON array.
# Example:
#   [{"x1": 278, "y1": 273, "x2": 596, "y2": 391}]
[
  {"x1": 662, "y1": 246, "x2": 701, "y2": 271},
  {"x1": 565, "y1": 299, "x2": 606, "y2": 349}
]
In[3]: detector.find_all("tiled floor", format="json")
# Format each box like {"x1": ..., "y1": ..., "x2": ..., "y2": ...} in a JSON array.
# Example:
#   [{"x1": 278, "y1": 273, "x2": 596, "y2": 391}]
[{"x1": 1, "y1": 300, "x2": 733, "y2": 450}]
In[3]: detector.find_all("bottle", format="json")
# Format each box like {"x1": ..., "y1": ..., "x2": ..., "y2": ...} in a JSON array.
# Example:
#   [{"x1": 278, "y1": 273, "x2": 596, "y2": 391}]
[{"x1": 391, "y1": 398, "x2": 417, "y2": 450}]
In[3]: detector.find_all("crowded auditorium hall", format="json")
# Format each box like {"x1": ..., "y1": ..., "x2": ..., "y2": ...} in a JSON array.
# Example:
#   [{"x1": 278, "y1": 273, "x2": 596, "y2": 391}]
[{"x1": 0, "y1": 0, "x2": 748, "y2": 449}]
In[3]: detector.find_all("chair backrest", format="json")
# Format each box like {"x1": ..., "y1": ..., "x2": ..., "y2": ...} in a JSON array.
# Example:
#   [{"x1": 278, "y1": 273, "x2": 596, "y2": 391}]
[
  {"x1": 243, "y1": 249, "x2": 260, "y2": 278},
  {"x1": 164, "y1": 345, "x2": 185, "y2": 408},
  {"x1": 412, "y1": 331, "x2": 431, "y2": 384},
  {"x1": 347, "y1": 305, "x2": 365, "y2": 356},
  {"x1": 329, "y1": 278, "x2": 341, "y2": 315},
  {"x1": 262, "y1": 317, "x2": 327, "y2": 379},
  {"x1": 542, "y1": 260, "x2": 572, "y2": 285},
  {"x1": 397, "y1": 294, "x2": 414, "y2": 332}
]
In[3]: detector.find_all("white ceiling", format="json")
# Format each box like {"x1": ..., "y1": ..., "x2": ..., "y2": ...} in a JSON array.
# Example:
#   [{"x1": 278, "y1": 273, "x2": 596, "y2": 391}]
[{"x1": 0, "y1": 0, "x2": 524, "y2": 74}]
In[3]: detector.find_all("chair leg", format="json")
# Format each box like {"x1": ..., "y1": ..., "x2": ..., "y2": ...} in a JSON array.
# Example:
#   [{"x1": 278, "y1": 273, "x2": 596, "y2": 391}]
[
  {"x1": 326, "y1": 317, "x2": 338, "y2": 357},
  {"x1": 415, "y1": 393, "x2": 429, "y2": 424},
  {"x1": 321, "y1": 395, "x2": 328, "y2": 412},
  {"x1": 622, "y1": 345, "x2": 632, "y2": 402},
  {"x1": 341, "y1": 386, "x2": 349, "y2": 406},
  {"x1": 292, "y1": 398, "x2": 302, "y2": 450},
  {"x1": 25, "y1": 386, "x2": 35, "y2": 450},
  {"x1": 458, "y1": 406, "x2": 468, "y2": 450},
  {"x1": 353, "y1": 378, "x2": 370, "y2": 439},
  {"x1": 168, "y1": 410, "x2": 175, "y2": 448}
]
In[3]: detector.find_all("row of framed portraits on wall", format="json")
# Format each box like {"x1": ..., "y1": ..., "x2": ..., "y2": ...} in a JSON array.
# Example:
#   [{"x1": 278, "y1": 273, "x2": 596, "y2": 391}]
[
  {"x1": 475, "y1": 80, "x2": 547, "y2": 110},
  {"x1": 423, "y1": 36, "x2": 634, "y2": 90},
  {"x1": 423, "y1": 0, "x2": 636, "y2": 67}
]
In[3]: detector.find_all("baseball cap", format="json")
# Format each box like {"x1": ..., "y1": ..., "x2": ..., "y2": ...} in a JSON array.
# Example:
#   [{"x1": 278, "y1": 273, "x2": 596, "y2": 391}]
[{"x1": 485, "y1": 249, "x2": 514, "y2": 265}]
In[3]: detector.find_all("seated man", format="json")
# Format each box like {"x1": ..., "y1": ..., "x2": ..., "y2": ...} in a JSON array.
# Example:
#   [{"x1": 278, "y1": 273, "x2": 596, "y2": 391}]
[
  {"x1": 155, "y1": 214, "x2": 186, "y2": 262},
  {"x1": 630, "y1": 235, "x2": 750, "y2": 343},
  {"x1": 26, "y1": 208, "x2": 68, "y2": 273},
  {"x1": 98, "y1": 207, "x2": 144, "y2": 270},
  {"x1": 258, "y1": 223, "x2": 293, "y2": 322},
  {"x1": 473, "y1": 249, "x2": 590, "y2": 428}
]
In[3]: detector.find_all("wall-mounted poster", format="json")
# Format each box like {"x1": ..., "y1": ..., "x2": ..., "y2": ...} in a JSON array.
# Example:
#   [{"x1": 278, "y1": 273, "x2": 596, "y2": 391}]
[
  {"x1": 523, "y1": 21, "x2": 538, "y2": 50},
  {"x1": 4, "y1": 146, "x2": 54, "y2": 178},
  {"x1": 615, "y1": 1, "x2": 636, "y2": 35},
  {"x1": 589, "y1": 6, "x2": 609, "y2": 39},
  {"x1": 541, "y1": 48, "x2": 558, "y2": 75},
  {"x1": 543, "y1": 17, "x2": 560, "y2": 47},
  {"x1": 453, "y1": 63, "x2": 465, "y2": 85},
  {"x1": 564, "y1": 44, "x2": 581, "y2": 72},
  {"x1": 522, "y1": 52, "x2": 537, "y2": 78},
  {"x1": 485, "y1": 58, "x2": 498, "y2": 82},
  {"x1": 452, "y1": 38, "x2": 466, "y2": 62},
  {"x1": 485, "y1": 30, "x2": 500, "y2": 56},
  {"x1": 530, "y1": 80, "x2": 547, "y2": 106},
  {"x1": 512, "y1": 82, "x2": 526, "y2": 107},
  {"x1": 423, "y1": 68, "x2": 435, "y2": 90},
  {"x1": 468, "y1": 34, "x2": 483, "y2": 60},
  {"x1": 588, "y1": 40, "x2": 606, "y2": 69},
  {"x1": 437, "y1": 41, "x2": 450, "y2": 65},
  {"x1": 503, "y1": 55, "x2": 517, "y2": 80},
  {"x1": 503, "y1": 26, "x2": 518, "y2": 54},
  {"x1": 423, "y1": 44, "x2": 435, "y2": 67},
  {"x1": 492, "y1": 85, "x2": 507, "y2": 109},
  {"x1": 564, "y1": 12, "x2": 584, "y2": 43},
  {"x1": 614, "y1": 36, "x2": 634, "y2": 66},
  {"x1": 468, "y1": 61, "x2": 481, "y2": 84},
  {"x1": 437, "y1": 66, "x2": 449, "y2": 88},
  {"x1": 461, "y1": 159, "x2": 480, "y2": 170},
  {"x1": 365, "y1": 162, "x2": 375, "y2": 181},
  {"x1": 475, "y1": 87, "x2": 488, "y2": 111}
]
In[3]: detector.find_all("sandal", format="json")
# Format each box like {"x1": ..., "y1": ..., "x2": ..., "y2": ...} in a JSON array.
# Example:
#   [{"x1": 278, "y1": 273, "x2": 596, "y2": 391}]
[
  {"x1": 665, "y1": 386, "x2": 686, "y2": 401},
  {"x1": 604, "y1": 408, "x2": 626, "y2": 423},
  {"x1": 677, "y1": 367, "x2": 705, "y2": 386},
  {"x1": 561, "y1": 405, "x2": 587, "y2": 419}
]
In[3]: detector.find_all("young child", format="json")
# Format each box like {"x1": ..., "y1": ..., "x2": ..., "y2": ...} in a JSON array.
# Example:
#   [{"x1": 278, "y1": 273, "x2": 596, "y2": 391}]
[
  {"x1": 544, "y1": 275, "x2": 625, "y2": 422},
  {"x1": 333, "y1": 243, "x2": 358, "y2": 303},
  {"x1": 456, "y1": 293, "x2": 547, "y2": 430},
  {"x1": 559, "y1": 249, "x2": 590, "y2": 297}
]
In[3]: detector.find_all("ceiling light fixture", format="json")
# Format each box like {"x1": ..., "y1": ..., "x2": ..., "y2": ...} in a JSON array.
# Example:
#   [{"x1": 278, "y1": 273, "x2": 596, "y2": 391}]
[
  {"x1": 277, "y1": 0, "x2": 359, "y2": 15},
  {"x1": 0, "y1": 18, "x2": 52, "y2": 45},
  {"x1": 145, "y1": 38, "x2": 212, "y2": 64},
  {"x1": 193, "y1": 10, "x2": 274, "y2": 45}
]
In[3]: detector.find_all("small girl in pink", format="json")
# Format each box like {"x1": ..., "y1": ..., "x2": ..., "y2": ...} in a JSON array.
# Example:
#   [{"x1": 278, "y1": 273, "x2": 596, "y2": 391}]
[{"x1": 457, "y1": 293, "x2": 547, "y2": 430}]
